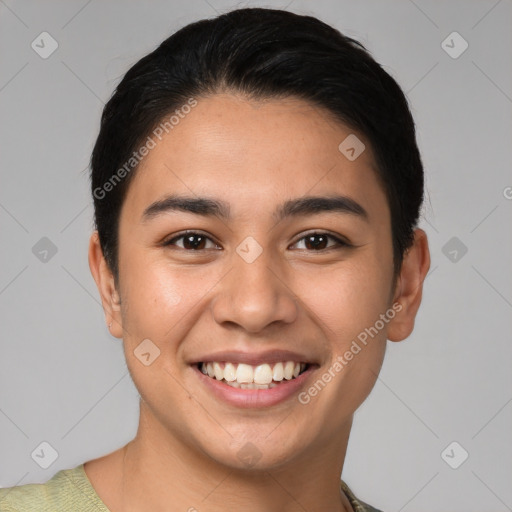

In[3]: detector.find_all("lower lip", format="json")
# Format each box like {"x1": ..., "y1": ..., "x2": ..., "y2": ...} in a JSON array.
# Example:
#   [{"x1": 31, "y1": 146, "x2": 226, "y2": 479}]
[{"x1": 193, "y1": 365, "x2": 317, "y2": 408}]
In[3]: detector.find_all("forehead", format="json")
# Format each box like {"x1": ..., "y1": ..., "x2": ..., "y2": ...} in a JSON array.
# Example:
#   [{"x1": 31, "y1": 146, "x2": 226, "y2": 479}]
[{"x1": 120, "y1": 93, "x2": 388, "y2": 225}]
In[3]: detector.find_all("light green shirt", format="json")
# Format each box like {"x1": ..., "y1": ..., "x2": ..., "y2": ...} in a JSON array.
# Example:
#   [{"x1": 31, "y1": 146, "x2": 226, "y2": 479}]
[{"x1": 0, "y1": 464, "x2": 383, "y2": 511}]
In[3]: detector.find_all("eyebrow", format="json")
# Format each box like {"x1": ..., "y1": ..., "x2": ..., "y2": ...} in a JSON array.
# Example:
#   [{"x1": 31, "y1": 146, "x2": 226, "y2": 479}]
[{"x1": 141, "y1": 193, "x2": 368, "y2": 223}]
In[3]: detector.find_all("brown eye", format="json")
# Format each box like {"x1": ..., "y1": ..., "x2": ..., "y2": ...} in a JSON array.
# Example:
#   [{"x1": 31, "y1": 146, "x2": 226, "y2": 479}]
[
  {"x1": 291, "y1": 232, "x2": 349, "y2": 251},
  {"x1": 163, "y1": 231, "x2": 220, "y2": 251},
  {"x1": 163, "y1": 231, "x2": 349, "y2": 252}
]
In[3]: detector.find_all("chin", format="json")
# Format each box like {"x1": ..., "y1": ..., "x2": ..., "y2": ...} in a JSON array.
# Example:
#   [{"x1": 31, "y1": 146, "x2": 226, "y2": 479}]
[{"x1": 198, "y1": 429, "x2": 307, "y2": 472}]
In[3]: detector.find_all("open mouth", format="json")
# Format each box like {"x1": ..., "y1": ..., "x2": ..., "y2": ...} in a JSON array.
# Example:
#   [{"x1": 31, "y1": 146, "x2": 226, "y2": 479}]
[{"x1": 196, "y1": 361, "x2": 310, "y2": 390}]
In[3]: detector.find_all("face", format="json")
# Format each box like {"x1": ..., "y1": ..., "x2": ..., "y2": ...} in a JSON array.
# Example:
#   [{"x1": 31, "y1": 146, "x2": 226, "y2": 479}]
[{"x1": 91, "y1": 93, "x2": 416, "y2": 471}]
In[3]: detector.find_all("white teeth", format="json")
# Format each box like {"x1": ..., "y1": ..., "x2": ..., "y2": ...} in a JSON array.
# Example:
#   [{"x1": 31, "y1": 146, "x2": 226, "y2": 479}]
[
  {"x1": 272, "y1": 362, "x2": 284, "y2": 381},
  {"x1": 253, "y1": 363, "x2": 273, "y2": 384},
  {"x1": 224, "y1": 362, "x2": 236, "y2": 382},
  {"x1": 283, "y1": 361, "x2": 295, "y2": 380},
  {"x1": 200, "y1": 360, "x2": 306, "y2": 385},
  {"x1": 224, "y1": 380, "x2": 279, "y2": 389},
  {"x1": 233, "y1": 382, "x2": 279, "y2": 390},
  {"x1": 213, "y1": 362, "x2": 223, "y2": 381},
  {"x1": 235, "y1": 363, "x2": 254, "y2": 383}
]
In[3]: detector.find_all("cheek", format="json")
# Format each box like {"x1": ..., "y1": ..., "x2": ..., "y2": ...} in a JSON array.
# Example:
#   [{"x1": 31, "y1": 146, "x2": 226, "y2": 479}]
[
  {"x1": 117, "y1": 260, "x2": 219, "y2": 401},
  {"x1": 299, "y1": 259, "x2": 392, "y2": 342},
  {"x1": 118, "y1": 254, "x2": 223, "y2": 347},
  {"x1": 295, "y1": 264, "x2": 390, "y2": 423}
]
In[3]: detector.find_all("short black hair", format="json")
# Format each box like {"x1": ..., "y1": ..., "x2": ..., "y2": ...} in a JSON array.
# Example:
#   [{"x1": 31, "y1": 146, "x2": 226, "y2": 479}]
[{"x1": 90, "y1": 7, "x2": 424, "y2": 284}]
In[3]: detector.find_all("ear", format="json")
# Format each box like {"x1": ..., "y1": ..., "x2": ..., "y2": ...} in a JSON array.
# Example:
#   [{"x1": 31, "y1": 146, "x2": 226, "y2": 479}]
[
  {"x1": 88, "y1": 231, "x2": 123, "y2": 338},
  {"x1": 387, "y1": 228, "x2": 430, "y2": 342}
]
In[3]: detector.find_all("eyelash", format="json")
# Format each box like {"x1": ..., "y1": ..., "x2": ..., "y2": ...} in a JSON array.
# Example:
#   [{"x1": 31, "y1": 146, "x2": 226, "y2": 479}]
[{"x1": 162, "y1": 230, "x2": 351, "y2": 252}]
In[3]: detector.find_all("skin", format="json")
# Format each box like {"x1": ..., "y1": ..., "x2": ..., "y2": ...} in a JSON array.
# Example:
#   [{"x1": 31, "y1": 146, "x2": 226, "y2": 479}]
[{"x1": 87, "y1": 93, "x2": 430, "y2": 512}]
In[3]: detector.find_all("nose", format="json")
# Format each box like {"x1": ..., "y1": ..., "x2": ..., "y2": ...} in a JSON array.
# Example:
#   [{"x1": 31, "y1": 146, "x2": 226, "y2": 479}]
[{"x1": 211, "y1": 249, "x2": 298, "y2": 333}]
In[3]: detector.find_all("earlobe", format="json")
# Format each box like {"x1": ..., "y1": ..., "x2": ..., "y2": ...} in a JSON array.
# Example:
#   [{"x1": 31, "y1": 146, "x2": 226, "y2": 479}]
[
  {"x1": 387, "y1": 228, "x2": 430, "y2": 342},
  {"x1": 88, "y1": 231, "x2": 123, "y2": 338}
]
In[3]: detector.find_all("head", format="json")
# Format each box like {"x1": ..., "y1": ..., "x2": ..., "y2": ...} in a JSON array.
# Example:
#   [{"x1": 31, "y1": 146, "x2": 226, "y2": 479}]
[{"x1": 88, "y1": 7, "x2": 429, "y2": 470}]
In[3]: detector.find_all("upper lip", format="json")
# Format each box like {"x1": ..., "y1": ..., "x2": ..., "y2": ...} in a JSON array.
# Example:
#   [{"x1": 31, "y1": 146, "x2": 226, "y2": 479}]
[{"x1": 190, "y1": 349, "x2": 317, "y2": 366}]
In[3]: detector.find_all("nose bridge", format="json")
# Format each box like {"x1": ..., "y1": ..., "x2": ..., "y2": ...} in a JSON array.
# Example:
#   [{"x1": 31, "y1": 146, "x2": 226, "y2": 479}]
[{"x1": 211, "y1": 241, "x2": 298, "y2": 332}]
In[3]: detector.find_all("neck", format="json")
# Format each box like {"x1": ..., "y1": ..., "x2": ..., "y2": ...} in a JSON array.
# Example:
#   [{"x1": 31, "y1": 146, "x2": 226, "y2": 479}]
[{"x1": 113, "y1": 401, "x2": 355, "y2": 512}]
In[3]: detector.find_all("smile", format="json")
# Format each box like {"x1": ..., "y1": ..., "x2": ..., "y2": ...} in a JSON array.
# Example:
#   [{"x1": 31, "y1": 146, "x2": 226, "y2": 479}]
[{"x1": 199, "y1": 361, "x2": 309, "y2": 389}]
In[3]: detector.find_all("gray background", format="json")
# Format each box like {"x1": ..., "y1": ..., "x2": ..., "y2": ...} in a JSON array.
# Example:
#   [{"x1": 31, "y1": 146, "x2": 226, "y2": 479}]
[{"x1": 1, "y1": 1, "x2": 511, "y2": 511}]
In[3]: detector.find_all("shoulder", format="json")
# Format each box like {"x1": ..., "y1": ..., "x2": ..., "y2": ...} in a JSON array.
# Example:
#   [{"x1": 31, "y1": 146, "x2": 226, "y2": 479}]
[
  {"x1": 341, "y1": 479, "x2": 385, "y2": 512},
  {"x1": 0, "y1": 464, "x2": 110, "y2": 512}
]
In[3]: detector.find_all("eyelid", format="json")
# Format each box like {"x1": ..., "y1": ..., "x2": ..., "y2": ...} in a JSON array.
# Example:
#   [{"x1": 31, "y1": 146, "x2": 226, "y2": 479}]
[
  {"x1": 162, "y1": 229, "x2": 351, "y2": 251},
  {"x1": 163, "y1": 230, "x2": 221, "y2": 249},
  {"x1": 289, "y1": 230, "x2": 351, "y2": 248}
]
